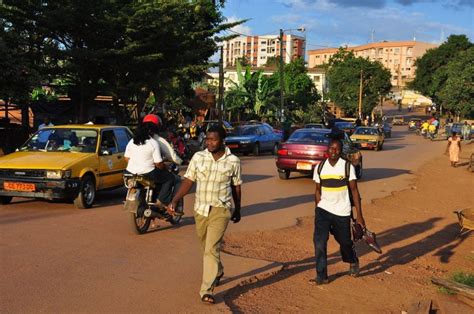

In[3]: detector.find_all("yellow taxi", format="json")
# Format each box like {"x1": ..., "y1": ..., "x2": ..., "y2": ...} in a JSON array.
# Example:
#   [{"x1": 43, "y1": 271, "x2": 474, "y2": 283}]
[
  {"x1": 350, "y1": 126, "x2": 385, "y2": 151},
  {"x1": 0, "y1": 124, "x2": 133, "y2": 208}
]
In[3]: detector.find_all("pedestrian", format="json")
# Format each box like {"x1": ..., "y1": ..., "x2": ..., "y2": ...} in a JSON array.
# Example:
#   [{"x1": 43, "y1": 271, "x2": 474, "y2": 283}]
[
  {"x1": 446, "y1": 131, "x2": 462, "y2": 167},
  {"x1": 168, "y1": 125, "x2": 242, "y2": 304},
  {"x1": 461, "y1": 121, "x2": 470, "y2": 141},
  {"x1": 311, "y1": 138, "x2": 365, "y2": 285},
  {"x1": 38, "y1": 117, "x2": 54, "y2": 129}
]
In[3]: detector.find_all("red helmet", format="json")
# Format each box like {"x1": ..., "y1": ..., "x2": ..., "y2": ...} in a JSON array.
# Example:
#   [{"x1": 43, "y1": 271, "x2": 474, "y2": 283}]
[{"x1": 143, "y1": 114, "x2": 161, "y2": 126}]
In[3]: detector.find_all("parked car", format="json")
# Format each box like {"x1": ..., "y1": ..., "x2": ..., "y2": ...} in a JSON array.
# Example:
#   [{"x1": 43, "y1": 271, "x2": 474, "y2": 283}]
[
  {"x1": 276, "y1": 128, "x2": 363, "y2": 180},
  {"x1": 304, "y1": 123, "x2": 325, "y2": 129},
  {"x1": 392, "y1": 115, "x2": 405, "y2": 125},
  {"x1": 0, "y1": 125, "x2": 133, "y2": 208},
  {"x1": 351, "y1": 126, "x2": 385, "y2": 150},
  {"x1": 334, "y1": 121, "x2": 356, "y2": 135},
  {"x1": 224, "y1": 123, "x2": 282, "y2": 156}
]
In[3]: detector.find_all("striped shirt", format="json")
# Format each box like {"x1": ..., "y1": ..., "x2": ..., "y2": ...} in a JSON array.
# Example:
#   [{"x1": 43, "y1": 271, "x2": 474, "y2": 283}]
[
  {"x1": 184, "y1": 147, "x2": 242, "y2": 217},
  {"x1": 313, "y1": 158, "x2": 356, "y2": 216}
]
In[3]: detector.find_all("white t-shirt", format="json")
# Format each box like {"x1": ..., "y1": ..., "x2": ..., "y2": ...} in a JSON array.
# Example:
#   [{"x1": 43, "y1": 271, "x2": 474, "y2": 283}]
[
  {"x1": 313, "y1": 158, "x2": 356, "y2": 217},
  {"x1": 124, "y1": 138, "x2": 162, "y2": 174}
]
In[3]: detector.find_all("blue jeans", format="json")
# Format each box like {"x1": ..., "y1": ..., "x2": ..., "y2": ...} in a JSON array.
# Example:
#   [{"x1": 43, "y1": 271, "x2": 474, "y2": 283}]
[{"x1": 313, "y1": 207, "x2": 358, "y2": 278}]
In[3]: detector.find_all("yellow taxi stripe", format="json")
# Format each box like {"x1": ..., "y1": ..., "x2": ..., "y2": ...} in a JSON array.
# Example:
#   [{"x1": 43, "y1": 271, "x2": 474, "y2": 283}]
[{"x1": 322, "y1": 186, "x2": 348, "y2": 192}]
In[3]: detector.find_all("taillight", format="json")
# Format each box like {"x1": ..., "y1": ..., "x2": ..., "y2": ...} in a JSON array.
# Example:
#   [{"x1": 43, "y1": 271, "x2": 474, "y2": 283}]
[{"x1": 277, "y1": 149, "x2": 288, "y2": 156}]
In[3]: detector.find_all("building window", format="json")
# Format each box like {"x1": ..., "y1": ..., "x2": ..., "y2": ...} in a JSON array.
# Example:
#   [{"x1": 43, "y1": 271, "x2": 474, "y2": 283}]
[
  {"x1": 406, "y1": 58, "x2": 412, "y2": 66},
  {"x1": 261, "y1": 48, "x2": 266, "y2": 52},
  {"x1": 313, "y1": 76, "x2": 320, "y2": 82},
  {"x1": 407, "y1": 47, "x2": 413, "y2": 55},
  {"x1": 260, "y1": 41, "x2": 266, "y2": 45},
  {"x1": 393, "y1": 76, "x2": 398, "y2": 80},
  {"x1": 406, "y1": 67, "x2": 411, "y2": 71},
  {"x1": 395, "y1": 48, "x2": 400, "y2": 54}
]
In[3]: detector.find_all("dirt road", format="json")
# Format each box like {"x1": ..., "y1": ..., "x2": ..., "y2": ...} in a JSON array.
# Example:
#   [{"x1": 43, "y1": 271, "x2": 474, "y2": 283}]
[
  {"x1": 1, "y1": 121, "x2": 470, "y2": 313},
  {"x1": 224, "y1": 142, "x2": 474, "y2": 313}
]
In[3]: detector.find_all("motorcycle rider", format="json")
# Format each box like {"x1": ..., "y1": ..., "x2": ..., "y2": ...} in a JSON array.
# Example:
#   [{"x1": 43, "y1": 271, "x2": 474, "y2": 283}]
[
  {"x1": 142, "y1": 114, "x2": 184, "y2": 215},
  {"x1": 124, "y1": 122, "x2": 175, "y2": 211}
]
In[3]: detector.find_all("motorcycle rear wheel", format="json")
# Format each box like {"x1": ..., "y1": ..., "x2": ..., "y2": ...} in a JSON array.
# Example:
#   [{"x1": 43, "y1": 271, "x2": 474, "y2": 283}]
[
  {"x1": 130, "y1": 212, "x2": 151, "y2": 234},
  {"x1": 167, "y1": 199, "x2": 183, "y2": 225}
]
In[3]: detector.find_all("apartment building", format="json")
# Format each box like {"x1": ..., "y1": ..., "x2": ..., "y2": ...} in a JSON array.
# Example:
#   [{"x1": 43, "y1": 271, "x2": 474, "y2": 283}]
[
  {"x1": 307, "y1": 41, "x2": 438, "y2": 88},
  {"x1": 223, "y1": 34, "x2": 306, "y2": 68},
  {"x1": 207, "y1": 67, "x2": 326, "y2": 97}
]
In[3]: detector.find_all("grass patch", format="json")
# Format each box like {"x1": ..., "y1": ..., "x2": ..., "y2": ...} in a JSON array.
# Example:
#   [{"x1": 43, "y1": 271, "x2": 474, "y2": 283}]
[
  {"x1": 451, "y1": 271, "x2": 474, "y2": 287},
  {"x1": 438, "y1": 287, "x2": 455, "y2": 295}
]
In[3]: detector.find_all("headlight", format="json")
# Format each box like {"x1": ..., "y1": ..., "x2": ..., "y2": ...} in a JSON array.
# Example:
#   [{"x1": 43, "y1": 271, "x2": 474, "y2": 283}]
[
  {"x1": 240, "y1": 140, "x2": 251, "y2": 144},
  {"x1": 46, "y1": 170, "x2": 72, "y2": 179}
]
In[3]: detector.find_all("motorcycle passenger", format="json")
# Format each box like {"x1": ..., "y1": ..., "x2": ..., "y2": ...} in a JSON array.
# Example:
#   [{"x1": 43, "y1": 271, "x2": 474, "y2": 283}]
[
  {"x1": 142, "y1": 114, "x2": 184, "y2": 215},
  {"x1": 124, "y1": 123, "x2": 175, "y2": 211},
  {"x1": 421, "y1": 120, "x2": 429, "y2": 137}
]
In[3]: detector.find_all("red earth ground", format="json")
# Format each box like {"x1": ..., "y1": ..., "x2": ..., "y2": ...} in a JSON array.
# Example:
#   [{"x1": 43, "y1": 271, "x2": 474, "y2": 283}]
[{"x1": 222, "y1": 143, "x2": 474, "y2": 313}]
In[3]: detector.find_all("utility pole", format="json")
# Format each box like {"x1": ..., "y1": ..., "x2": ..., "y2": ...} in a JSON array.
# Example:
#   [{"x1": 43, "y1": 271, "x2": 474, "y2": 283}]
[
  {"x1": 218, "y1": 45, "x2": 224, "y2": 123},
  {"x1": 279, "y1": 28, "x2": 285, "y2": 123},
  {"x1": 358, "y1": 69, "x2": 363, "y2": 120}
]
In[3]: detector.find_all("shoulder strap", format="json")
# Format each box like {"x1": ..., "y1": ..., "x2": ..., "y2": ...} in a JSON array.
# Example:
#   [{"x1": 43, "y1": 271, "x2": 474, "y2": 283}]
[
  {"x1": 317, "y1": 158, "x2": 326, "y2": 179},
  {"x1": 345, "y1": 159, "x2": 351, "y2": 180}
]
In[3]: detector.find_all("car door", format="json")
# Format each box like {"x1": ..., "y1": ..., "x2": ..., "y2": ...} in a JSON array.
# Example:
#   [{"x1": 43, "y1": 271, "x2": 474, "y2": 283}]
[
  {"x1": 258, "y1": 126, "x2": 271, "y2": 151},
  {"x1": 98, "y1": 129, "x2": 124, "y2": 189},
  {"x1": 113, "y1": 127, "x2": 133, "y2": 185}
]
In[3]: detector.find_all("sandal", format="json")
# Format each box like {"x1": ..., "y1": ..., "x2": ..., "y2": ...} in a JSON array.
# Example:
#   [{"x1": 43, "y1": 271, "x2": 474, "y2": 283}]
[
  {"x1": 216, "y1": 272, "x2": 224, "y2": 287},
  {"x1": 201, "y1": 294, "x2": 215, "y2": 305}
]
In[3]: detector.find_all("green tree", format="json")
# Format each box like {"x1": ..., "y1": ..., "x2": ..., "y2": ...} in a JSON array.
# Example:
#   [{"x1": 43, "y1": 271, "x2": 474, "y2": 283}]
[
  {"x1": 438, "y1": 47, "x2": 474, "y2": 118},
  {"x1": 1, "y1": 0, "x2": 238, "y2": 122},
  {"x1": 326, "y1": 48, "x2": 391, "y2": 117},
  {"x1": 264, "y1": 56, "x2": 279, "y2": 68},
  {"x1": 410, "y1": 34, "x2": 472, "y2": 105}
]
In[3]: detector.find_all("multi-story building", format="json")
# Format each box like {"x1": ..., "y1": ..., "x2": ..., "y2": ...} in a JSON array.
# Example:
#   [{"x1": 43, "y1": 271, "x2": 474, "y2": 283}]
[
  {"x1": 207, "y1": 67, "x2": 326, "y2": 98},
  {"x1": 223, "y1": 34, "x2": 306, "y2": 68},
  {"x1": 307, "y1": 41, "x2": 438, "y2": 88}
]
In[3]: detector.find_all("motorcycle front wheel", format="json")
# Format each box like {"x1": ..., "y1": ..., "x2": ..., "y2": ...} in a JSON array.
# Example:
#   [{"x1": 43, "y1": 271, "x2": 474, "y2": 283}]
[{"x1": 130, "y1": 212, "x2": 151, "y2": 234}]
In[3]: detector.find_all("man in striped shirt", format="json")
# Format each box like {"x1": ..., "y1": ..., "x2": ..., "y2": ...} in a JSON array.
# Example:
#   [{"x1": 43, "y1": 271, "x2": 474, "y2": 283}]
[
  {"x1": 169, "y1": 125, "x2": 242, "y2": 304},
  {"x1": 312, "y1": 138, "x2": 365, "y2": 285}
]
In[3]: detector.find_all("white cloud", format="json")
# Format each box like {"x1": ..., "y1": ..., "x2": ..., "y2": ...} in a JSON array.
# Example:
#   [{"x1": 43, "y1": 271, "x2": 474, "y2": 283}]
[{"x1": 226, "y1": 15, "x2": 253, "y2": 36}]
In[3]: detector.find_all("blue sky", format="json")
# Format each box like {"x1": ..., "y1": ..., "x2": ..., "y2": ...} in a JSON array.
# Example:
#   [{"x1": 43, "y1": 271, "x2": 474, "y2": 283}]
[{"x1": 221, "y1": 0, "x2": 473, "y2": 50}]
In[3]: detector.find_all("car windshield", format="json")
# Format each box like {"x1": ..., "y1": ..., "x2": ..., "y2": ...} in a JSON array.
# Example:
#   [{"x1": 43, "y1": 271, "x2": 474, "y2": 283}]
[
  {"x1": 233, "y1": 126, "x2": 257, "y2": 136},
  {"x1": 287, "y1": 131, "x2": 330, "y2": 144},
  {"x1": 335, "y1": 122, "x2": 354, "y2": 129},
  {"x1": 20, "y1": 128, "x2": 98, "y2": 153},
  {"x1": 354, "y1": 128, "x2": 378, "y2": 135}
]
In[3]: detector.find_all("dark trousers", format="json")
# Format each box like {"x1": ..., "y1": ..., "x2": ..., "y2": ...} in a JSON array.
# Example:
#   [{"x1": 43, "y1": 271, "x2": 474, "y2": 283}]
[
  {"x1": 313, "y1": 207, "x2": 358, "y2": 277},
  {"x1": 125, "y1": 168, "x2": 175, "y2": 204}
]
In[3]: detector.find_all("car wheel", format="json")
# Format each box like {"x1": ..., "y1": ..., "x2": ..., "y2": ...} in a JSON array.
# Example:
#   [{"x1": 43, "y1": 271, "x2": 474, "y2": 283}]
[
  {"x1": 0, "y1": 196, "x2": 13, "y2": 205},
  {"x1": 74, "y1": 175, "x2": 96, "y2": 209},
  {"x1": 278, "y1": 170, "x2": 290, "y2": 180},
  {"x1": 379, "y1": 143, "x2": 383, "y2": 150},
  {"x1": 374, "y1": 143, "x2": 379, "y2": 151},
  {"x1": 272, "y1": 143, "x2": 279, "y2": 155},
  {"x1": 253, "y1": 143, "x2": 260, "y2": 156}
]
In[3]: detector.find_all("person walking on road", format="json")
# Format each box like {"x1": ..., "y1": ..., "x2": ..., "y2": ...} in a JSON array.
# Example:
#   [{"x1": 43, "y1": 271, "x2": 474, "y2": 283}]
[
  {"x1": 312, "y1": 138, "x2": 365, "y2": 285},
  {"x1": 168, "y1": 125, "x2": 242, "y2": 305},
  {"x1": 446, "y1": 131, "x2": 462, "y2": 167},
  {"x1": 461, "y1": 121, "x2": 471, "y2": 141}
]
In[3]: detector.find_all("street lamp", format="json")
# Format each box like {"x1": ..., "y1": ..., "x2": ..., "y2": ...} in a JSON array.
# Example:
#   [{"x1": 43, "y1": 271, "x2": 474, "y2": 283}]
[{"x1": 279, "y1": 27, "x2": 305, "y2": 123}]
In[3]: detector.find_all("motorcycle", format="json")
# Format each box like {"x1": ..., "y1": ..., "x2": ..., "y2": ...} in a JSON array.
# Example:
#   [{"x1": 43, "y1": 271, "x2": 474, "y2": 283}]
[{"x1": 123, "y1": 165, "x2": 183, "y2": 234}]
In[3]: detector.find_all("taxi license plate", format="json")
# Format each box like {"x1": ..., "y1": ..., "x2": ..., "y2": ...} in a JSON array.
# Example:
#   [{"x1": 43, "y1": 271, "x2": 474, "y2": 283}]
[
  {"x1": 4, "y1": 182, "x2": 36, "y2": 192},
  {"x1": 296, "y1": 162, "x2": 312, "y2": 171},
  {"x1": 361, "y1": 143, "x2": 368, "y2": 147},
  {"x1": 227, "y1": 144, "x2": 238, "y2": 149}
]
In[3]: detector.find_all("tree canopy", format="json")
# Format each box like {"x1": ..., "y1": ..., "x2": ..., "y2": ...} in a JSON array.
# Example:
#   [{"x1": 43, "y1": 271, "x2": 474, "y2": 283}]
[
  {"x1": 224, "y1": 58, "x2": 321, "y2": 123},
  {"x1": 326, "y1": 48, "x2": 391, "y2": 117},
  {"x1": 410, "y1": 34, "x2": 473, "y2": 118},
  {"x1": 0, "y1": 0, "x2": 237, "y2": 122}
]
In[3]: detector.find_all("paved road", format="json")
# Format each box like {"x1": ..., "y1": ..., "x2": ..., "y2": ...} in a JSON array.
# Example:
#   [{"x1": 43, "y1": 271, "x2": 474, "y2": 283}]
[{"x1": 0, "y1": 113, "x2": 447, "y2": 313}]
